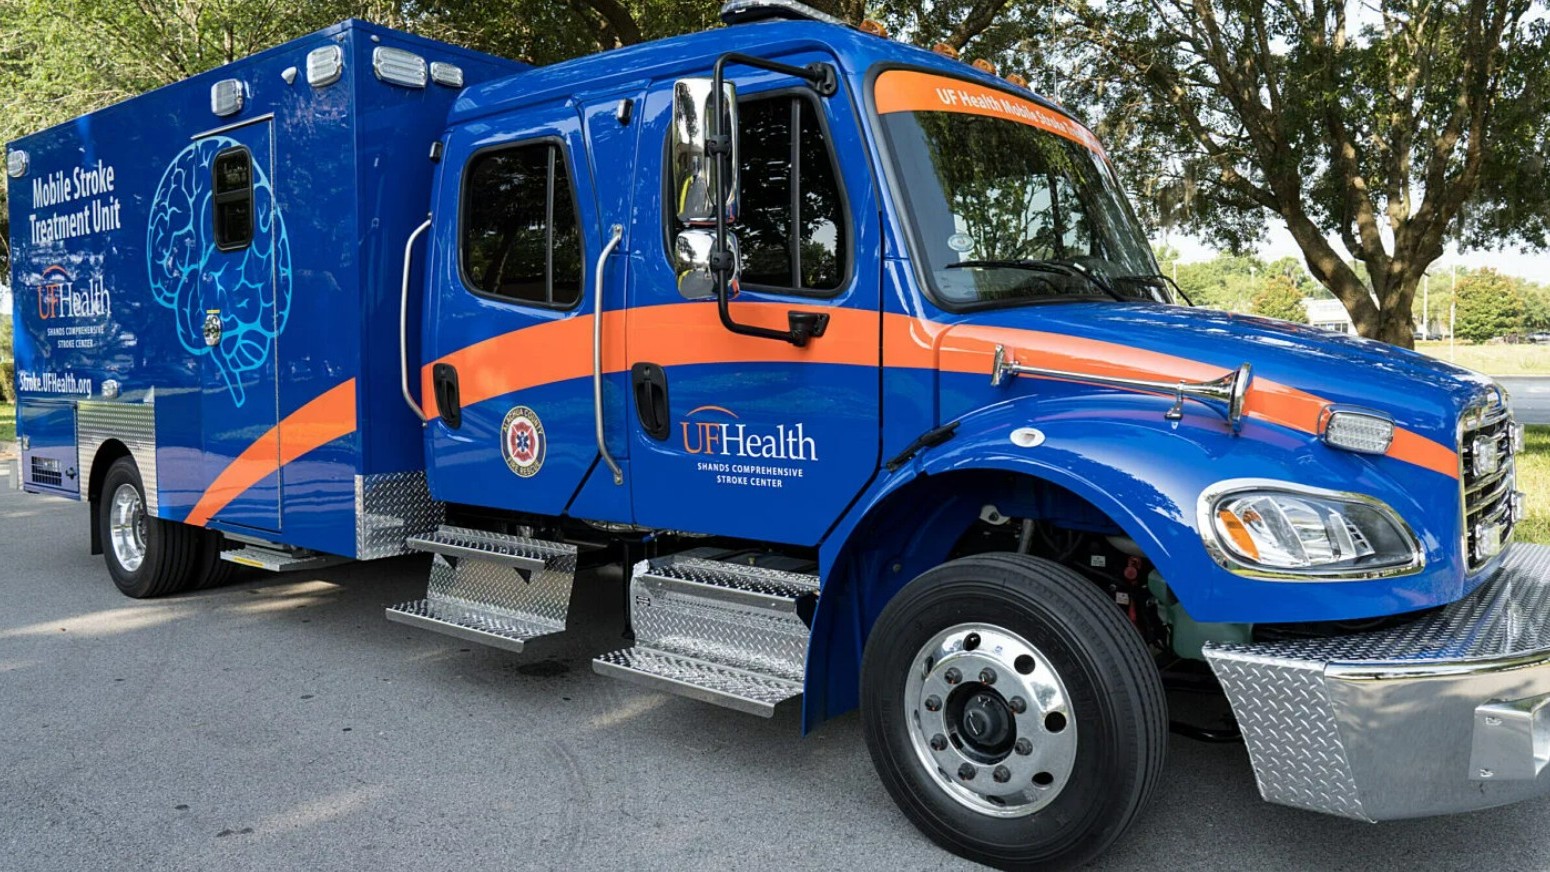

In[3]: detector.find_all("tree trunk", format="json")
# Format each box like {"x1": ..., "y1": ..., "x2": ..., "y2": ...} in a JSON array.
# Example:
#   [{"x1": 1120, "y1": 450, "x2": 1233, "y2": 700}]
[{"x1": 1373, "y1": 274, "x2": 1420, "y2": 349}]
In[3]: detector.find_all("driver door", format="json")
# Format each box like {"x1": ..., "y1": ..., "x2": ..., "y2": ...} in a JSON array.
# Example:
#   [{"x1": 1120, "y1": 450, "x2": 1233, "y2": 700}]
[{"x1": 625, "y1": 62, "x2": 883, "y2": 545}]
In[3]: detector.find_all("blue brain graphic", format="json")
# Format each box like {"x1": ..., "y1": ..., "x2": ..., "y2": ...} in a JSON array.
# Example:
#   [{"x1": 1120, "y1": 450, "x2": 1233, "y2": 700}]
[{"x1": 146, "y1": 136, "x2": 292, "y2": 407}]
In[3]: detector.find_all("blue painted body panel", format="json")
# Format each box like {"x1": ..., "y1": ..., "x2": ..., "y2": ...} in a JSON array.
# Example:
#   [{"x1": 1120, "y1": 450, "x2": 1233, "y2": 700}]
[{"x1": 8, "y1": 20, "x2": 524, "y2": 556}]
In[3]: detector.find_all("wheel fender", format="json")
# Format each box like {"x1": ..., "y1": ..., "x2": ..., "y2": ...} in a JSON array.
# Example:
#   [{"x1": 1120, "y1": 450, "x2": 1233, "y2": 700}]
[{"x1": 805, "y1": 394, "x2": 1431, "y2": 731}]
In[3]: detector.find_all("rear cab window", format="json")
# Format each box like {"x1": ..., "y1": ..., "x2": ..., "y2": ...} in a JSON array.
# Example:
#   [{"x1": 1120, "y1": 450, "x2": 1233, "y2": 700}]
[{"x1": 461, "y1": 141, "x2": 583, "y2": 308}]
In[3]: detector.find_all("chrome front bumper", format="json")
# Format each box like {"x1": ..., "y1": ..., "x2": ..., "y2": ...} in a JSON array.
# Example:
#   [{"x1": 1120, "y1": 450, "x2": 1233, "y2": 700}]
[{"x1": 1204, "y1": 543, "x2": 1550, "y2": 821}]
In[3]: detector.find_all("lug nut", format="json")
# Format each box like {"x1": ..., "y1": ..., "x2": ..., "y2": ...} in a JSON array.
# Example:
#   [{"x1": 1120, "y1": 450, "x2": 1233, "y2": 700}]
[
  {"x1": 1009, "y1": 696, "x2": 1027, "y2": 714},
  {"x1": 930, "y1": 733, "x2": 948, "y2": 751},
  {"x1": 944, "y1": 667, "x2": 962, "y2": 685},
  {"x1": 979, "y1": 668, "x2": 997, "y2": 685},
  {"x1": 1015, "y1": 738, "x2": 1033, "y2": 756},
  {"x1": 924, "y1": 695, "x2": 942, "y2": 712},
  {"x1": 958, "y1": 763, "x2": 976, "y2": 781},
  {"x1": 993, "y1": 766, "x2": 1011, "y2": 783}
]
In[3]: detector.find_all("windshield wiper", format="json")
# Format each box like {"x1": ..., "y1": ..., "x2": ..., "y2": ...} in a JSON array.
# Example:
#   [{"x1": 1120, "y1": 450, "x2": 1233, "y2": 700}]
[
  {"x1": 1110, "y1": 272, "x2": 1194, "y2": 306},
  {"x1": 946, "y1": 259, "x2": 1125, "y2": 302}
]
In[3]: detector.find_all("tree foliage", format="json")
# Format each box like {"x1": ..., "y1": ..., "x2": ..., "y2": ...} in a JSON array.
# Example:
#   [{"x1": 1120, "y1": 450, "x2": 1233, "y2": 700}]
[
  {"x1": 1252, "y1": 275, "x2": 1311, "y2": 323},
  {"x1": 1057, "y1": 0, "x2": 1550, "y2": 348},
  {"x1": 1454, "y1": 267, "x2": 1526, "y2": 341}
]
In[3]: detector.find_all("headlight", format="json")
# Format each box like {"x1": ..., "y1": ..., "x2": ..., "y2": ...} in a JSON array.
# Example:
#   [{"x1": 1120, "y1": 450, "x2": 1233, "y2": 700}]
[{"x1": 1200, "y1": 482, "x2": 1423, "y2": 579}]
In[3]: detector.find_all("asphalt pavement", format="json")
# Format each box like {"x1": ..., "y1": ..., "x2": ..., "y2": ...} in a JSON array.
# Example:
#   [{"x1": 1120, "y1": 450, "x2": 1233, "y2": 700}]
[
  {"x1": 6, "y1": 477, "x2": 1550, "y2": 871},
  {"x1": 1500, "y1": 377, "x2": 1550, "y2": 425}
]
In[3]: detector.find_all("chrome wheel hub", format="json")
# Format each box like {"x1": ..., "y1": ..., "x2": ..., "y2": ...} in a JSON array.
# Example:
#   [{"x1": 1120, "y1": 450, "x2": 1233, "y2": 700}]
[
  {"x1": 109, "y1": 483, "x2": 147, "y2": 573},
  {"x1": 905, "y1": 623, "x2": 1078, "y2": 817}
]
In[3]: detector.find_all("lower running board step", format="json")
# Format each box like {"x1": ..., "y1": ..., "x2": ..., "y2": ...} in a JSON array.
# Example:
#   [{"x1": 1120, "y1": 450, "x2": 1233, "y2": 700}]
[
  {"x1": 220, "y1": 543, "x2": 346, "y2": 573},
  {"x1": 594, "y1": 550, "x2": 819, "y2": 717},
  {"x1": 386, "y1": 525, "x2": 577, "y2": 654}
]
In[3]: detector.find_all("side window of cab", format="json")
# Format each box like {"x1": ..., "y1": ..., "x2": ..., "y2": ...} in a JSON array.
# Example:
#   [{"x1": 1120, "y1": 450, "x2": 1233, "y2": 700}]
[{"x1": 461, "y1": 141, "x2": 583, "y2": 307}]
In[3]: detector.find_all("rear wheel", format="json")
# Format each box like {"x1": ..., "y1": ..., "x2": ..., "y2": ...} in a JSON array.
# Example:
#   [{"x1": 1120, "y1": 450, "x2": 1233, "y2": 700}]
[
  {"x1": 100, "y1": 457, "x2": 200, "y2": 598},
  {"x1": 190, "y1": 529, "x2": 239, "y2": 590},
  {"x1": 861, "y1": 553, "x2": 1166, "y2": 869}
]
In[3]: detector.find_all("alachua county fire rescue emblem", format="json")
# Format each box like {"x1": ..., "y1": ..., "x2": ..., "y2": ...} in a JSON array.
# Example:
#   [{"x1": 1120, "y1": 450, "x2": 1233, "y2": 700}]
[{"x1": 501, "y1": 406, "x2": 546, "y2": 477}]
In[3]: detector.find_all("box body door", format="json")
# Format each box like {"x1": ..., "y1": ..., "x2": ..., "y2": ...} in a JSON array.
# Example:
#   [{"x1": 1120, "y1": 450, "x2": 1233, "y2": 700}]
[{"x1": 189, "y1": 121, "x2": 285, "y2": 531}]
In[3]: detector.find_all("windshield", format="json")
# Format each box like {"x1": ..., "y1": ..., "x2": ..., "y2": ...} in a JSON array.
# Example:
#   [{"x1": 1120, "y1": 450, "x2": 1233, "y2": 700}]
[{"x1": 875, "y1": 69, "x2": 1166, "y2": 308}]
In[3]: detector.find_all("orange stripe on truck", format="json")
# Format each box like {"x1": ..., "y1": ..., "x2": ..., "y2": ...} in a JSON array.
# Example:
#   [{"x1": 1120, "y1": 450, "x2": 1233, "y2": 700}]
[
  {"x1": 420, "y1": 302, "x2": 882, "y2": 417},
  {"x1": 873, "y1": 69, "x2": 1107, "y2": 157},
  {"x1": 412, "y1": 305, "x2": 1455, "y2": 480},
  {"x1": 185, "y1": 378, "x2": 358, "y2": 526},
  {"x1": 927, "y1": 323, "x2": 1459, "y2": 478}
]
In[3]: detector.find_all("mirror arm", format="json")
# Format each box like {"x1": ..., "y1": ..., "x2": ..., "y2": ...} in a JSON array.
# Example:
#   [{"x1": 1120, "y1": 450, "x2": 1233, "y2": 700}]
[{"x1": 708, "y1": 51, "x2": 838, "y2": 347}]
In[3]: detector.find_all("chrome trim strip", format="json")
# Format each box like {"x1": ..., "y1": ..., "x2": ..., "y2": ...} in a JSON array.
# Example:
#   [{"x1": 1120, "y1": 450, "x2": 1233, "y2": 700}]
[
  {"x1": 593, "y1": 225, "x2": 625, "y2": 486},
  {"x1": 191, "y1": 112, "x2": 276, "y2": 140},
  {"x1": 1196, "y1": 477, "x2": 1425, "y2": 581}
]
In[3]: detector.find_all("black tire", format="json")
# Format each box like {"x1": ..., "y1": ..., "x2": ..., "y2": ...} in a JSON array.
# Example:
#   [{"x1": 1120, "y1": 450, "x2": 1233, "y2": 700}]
[
  {"x1": 190, "y1": 528, "x2": 240, "y2": 591},
  {"x1": 99, "y1": 457, "x2": 201, "y2": 598},
  {"x1": 861, "y1": 553, "x2": 1167, "y2": 870}
]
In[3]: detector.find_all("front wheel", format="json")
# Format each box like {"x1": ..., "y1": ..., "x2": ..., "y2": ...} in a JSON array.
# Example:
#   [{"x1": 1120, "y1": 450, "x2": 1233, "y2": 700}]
[{"x1": 861, "y1": 553, "x2": 1166, "y2": 869}]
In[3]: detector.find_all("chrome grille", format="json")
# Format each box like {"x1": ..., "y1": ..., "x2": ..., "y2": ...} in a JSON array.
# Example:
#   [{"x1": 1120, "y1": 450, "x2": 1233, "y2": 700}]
[{"x1": 1460, "y1": 391, "x2": 1517, "y2": 571}]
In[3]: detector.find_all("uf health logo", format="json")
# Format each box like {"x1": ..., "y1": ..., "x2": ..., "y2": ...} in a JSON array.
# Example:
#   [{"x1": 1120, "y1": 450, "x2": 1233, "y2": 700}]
[
  {"x1": 36, "y1": 264, "x2": 111, "y2": 320},
  {"x1": 146, "y1": 136, "x2": 292, "y2": 407},
  {"x1": 680, "y1": 405, "x2": 819, "y2": 461}
]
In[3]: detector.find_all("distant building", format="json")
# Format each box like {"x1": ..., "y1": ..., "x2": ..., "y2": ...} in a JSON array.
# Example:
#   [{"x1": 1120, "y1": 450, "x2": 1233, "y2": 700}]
[{"x1": 1303, "y1": 298, "x2": 1354, "y2": 334}]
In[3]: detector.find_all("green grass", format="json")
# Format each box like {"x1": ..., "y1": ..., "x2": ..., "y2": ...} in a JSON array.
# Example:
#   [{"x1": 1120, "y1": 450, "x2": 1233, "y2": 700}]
[
  {"x1": 1519, "y1": 425, "x2": 1550, "y2": 545},
  {"x1": 1416, "y1": 341, "x2": 1550, "y2": 376},
  {"x1": 0, "y1": 402, "x2": 12, "y2": 444}
]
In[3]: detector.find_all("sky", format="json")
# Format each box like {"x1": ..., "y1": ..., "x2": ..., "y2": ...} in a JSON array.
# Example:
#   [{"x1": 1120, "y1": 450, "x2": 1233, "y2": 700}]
[{"x1": 1158, "y1": 220, "x2": 1550, "y2": 284}]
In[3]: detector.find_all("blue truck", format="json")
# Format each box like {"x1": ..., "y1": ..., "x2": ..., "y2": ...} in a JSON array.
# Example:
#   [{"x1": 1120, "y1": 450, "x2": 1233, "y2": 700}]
[{"x1": 6, "y1": 5, "x2": 1545, "y2": 867}]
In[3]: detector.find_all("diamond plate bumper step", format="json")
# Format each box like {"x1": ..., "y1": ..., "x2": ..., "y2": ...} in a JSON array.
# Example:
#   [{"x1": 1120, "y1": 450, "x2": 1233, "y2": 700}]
[
  {"x1": 593, "y1": 550, "x2": 819, "y2": 717},
  {"x1": 220, "y1": 543, "x2": 346, "y2": 573},
  {"x1": 386, "y1": 525, "x2": 577, "y2": 654},
  {"x1": 1204, "y1": 543, "x2": 1550, "y2": 822}
]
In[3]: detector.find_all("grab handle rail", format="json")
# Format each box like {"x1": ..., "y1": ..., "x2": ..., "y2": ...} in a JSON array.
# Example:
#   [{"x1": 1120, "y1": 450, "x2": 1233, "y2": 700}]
[
  {"x1": 594, "y1": 225, "x2": 626, "y2": 485},
  {"x1": 399, "y1": 217, "x2": 432, "y2": 423}
]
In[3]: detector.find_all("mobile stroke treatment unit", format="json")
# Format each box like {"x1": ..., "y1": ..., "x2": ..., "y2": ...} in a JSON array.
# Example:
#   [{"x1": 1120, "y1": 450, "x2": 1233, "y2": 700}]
[{"x1": 8, "y1": 6, "x2": 1549, "y2": 868}]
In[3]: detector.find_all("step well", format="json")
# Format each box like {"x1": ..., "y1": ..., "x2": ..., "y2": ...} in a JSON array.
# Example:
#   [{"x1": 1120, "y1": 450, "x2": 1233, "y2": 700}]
[
  {"x1": 386, "y1": 525, "x2": 577, "y2": 654},
  {"x1": 594, "y1": 550, "x2": 819, "y2": 717}
]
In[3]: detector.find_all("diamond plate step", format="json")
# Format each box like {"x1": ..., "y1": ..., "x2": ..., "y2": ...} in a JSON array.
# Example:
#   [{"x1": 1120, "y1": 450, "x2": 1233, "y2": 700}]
[
  {"x1": 387, "y1": 525, "x2": 577, "y2": 654},
  {"x1": 220, "y1": 543, "x2": 346, "y2": 572},
  {"x1": 593, "y1": 551, "x2": 819, "y2": 717}
]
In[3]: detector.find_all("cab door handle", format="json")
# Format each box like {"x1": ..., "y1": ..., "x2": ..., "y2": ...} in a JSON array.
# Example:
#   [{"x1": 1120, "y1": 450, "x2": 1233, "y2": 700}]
[
  {"x1": 433, "y1": 363, "x2": 461, "y2": 429},
  {"x1": 632, "y1": 362, "x2": 670, "y2": 441}
]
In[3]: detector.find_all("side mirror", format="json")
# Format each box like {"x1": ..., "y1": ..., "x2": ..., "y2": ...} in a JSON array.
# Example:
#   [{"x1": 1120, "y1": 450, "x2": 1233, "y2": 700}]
[
  {"x1": 674, "y1": 229, "x2": 739, "y2": 300},
  {"x1": 671, "y1": 78, "x2": 738, "y2": 226}
]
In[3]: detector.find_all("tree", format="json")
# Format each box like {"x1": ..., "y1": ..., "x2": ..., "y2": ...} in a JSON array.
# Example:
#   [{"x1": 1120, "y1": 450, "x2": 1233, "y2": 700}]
[
  {"x1": 1058, "y1": 0, "x2": 1550, "y2": 348},
  {"x1": 1252, "y1": 274, "x2": 1310, "y2": 323},
  {"x1": 1454, "y1": 267, "x2": 1526, "y2": 341},
  {"x1": 1521, "y1": 281, "x2": 1550, "y2": 332}
]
